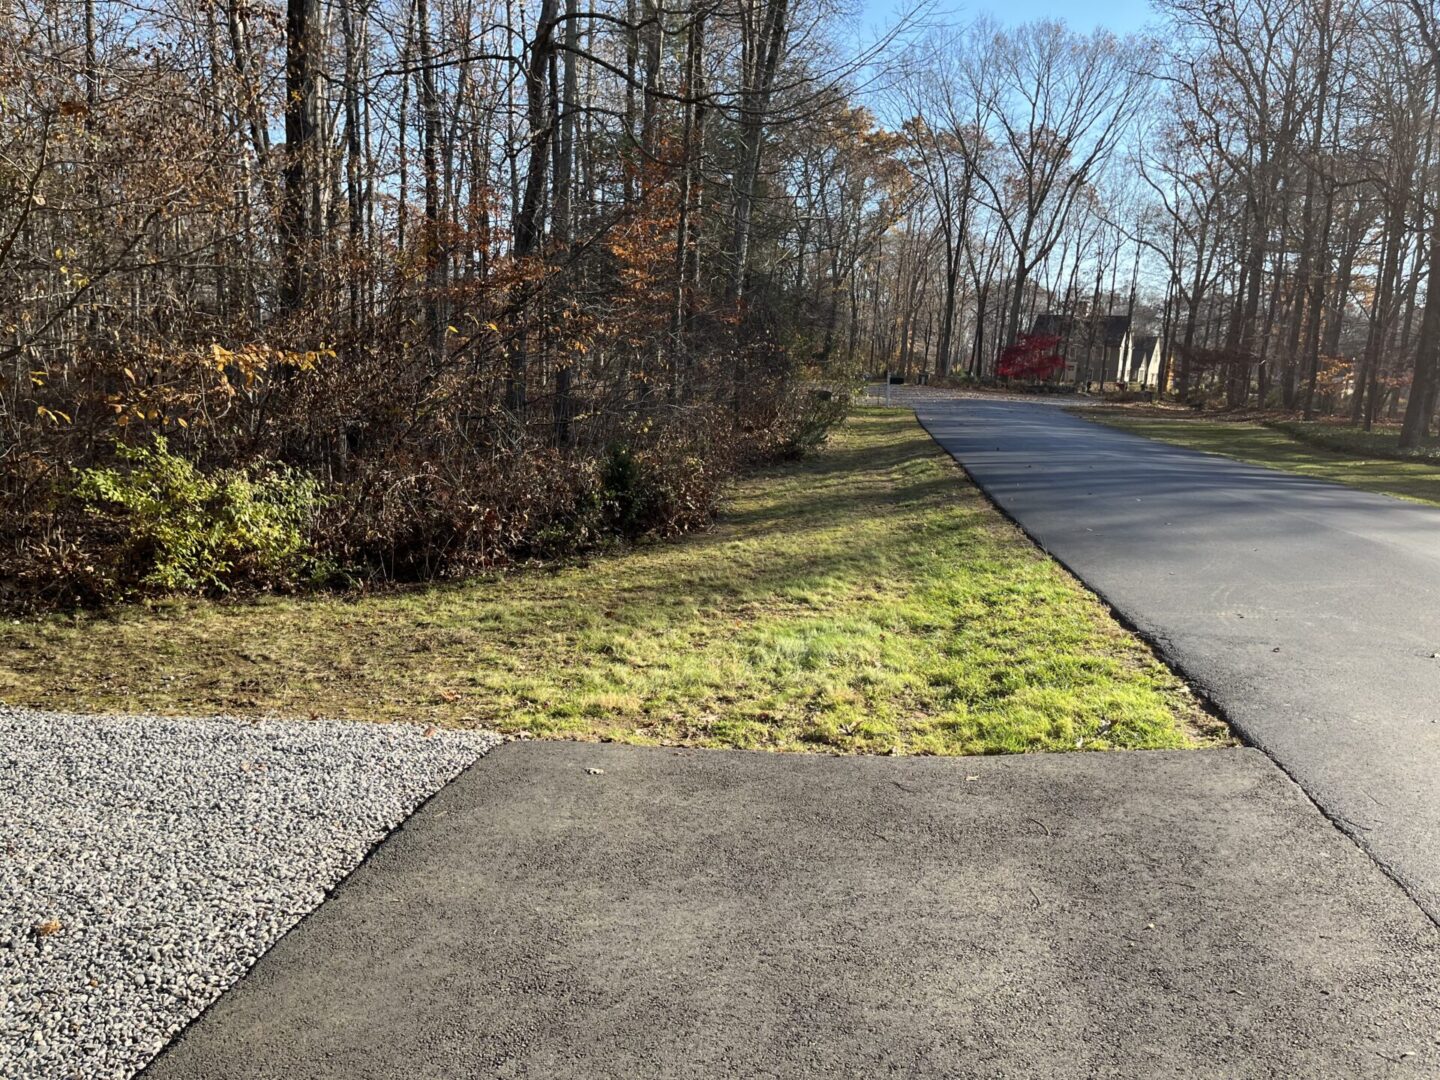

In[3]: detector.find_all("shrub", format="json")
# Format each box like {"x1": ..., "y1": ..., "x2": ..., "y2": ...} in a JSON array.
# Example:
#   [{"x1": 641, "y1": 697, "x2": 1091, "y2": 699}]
[
  {"x1": 320, "y1": 448, "x2": 610, "y2": 581},
  {"x1": 784, "y1": 389, "x2": 850, "y2": 457},
  {"x1": 1103, "y1": 388, "x2": 1152, "y2": 404},
  {"x1": 3, "y1": 365, "x2": 849, "y2": 609},
  {"x1": 601, "y1": 446, "x2": 650, "y2": 537},
  {"x1": 601, "y1": 443, "x2": 718, "y2": 540},
  {"x1": 71, "y1": 437, "x2": 325, "y2": 593}
]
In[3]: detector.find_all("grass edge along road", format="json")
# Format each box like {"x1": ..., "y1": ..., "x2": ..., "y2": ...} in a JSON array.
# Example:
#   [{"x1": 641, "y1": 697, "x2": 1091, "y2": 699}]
[
  {"x1": 1083, "y1": 411, "x2": 1440, "y2": 508},
  {"x1": 0, "y1": 409, "x2": 1225, "y2": 755}
]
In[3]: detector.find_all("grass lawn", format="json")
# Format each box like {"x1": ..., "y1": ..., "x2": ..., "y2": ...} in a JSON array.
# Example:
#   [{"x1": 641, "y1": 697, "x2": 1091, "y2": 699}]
[
  {"x1": 1085, "y1": 413, "x2": 1440, "y2": 507},
  {"x1": 1266, "y1": 418, "x2": 1440, "y2": 461},
  {"x1": 0, "y1": 409, "x2": 1223, "y2": 755}
]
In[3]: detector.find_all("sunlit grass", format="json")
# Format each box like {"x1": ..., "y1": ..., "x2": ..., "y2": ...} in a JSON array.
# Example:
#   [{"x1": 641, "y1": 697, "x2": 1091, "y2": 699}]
[
  {"x1": 1268, "y1": 419, "x2": 1440, "y2": 462},
  {"x1": 0, "y1": 410, "x2": 1221, "y2": 755},
  {"x1": 1086, "y1": 413, "x2": 1440, "y2": 507}
]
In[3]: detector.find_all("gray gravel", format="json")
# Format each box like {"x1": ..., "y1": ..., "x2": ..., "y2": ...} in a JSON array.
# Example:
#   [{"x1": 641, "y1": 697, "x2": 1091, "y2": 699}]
[{"x1": 0, "y1": 705, "x2": 499, "y2": 1080}]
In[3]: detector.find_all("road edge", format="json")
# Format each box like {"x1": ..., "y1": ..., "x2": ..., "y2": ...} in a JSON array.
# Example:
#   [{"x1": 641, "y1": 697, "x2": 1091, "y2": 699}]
[{"x1": 911, "y1": 403, "x2": 1440, "y2": 929}]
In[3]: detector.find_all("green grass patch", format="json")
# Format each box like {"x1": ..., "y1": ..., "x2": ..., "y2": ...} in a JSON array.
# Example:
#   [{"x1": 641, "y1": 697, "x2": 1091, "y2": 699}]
[
  {"x1": 1085, "y1": 412, "x2": 1440, "y2": 507},
  {"x1": 0, "y1": 410, "x2": 1222, "y2": 755},
  {"x1": 1265, "y1": 419, "x2": 1440, "y2": 462}
]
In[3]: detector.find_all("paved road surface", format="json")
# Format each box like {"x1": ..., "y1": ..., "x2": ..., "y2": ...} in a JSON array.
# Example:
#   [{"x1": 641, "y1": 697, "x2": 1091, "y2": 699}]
[
  {"x1": 916, "y1": 397, "x2": 1440, "y2": 922},
  {"x1": 144, "y1": 742, "x2": 1438, "y2": 1079}
]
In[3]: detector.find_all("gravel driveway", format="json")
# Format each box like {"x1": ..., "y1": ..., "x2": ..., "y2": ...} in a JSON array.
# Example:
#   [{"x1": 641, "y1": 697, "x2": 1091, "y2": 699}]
[{"x1": 0, "y1": 706, "x2": 498, "y2": 1080}]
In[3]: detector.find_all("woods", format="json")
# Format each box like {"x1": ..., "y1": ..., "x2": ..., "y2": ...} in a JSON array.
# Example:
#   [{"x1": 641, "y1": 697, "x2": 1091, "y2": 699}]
[
  {"x1": 8, "y1": 0, "x2": 1440, "y2": 606},
  {"x1": 0, "y1": 0, "x2": 891, "y2": 604},
  {"x1": 873, "y1": 1, "x2": 1440, "y2": 446}
]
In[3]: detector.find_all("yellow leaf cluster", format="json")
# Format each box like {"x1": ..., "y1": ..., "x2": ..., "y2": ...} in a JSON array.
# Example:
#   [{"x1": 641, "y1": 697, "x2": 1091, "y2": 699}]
[
  {"x1": 35, "y1": 404, "x2": 71, "y2": 425},
  {"x1": 209, "y1": 342, "x2": 336, "y2": 391}
]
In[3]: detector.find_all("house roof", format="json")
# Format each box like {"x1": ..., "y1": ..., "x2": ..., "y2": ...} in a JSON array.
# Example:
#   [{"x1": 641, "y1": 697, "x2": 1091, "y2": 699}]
[
  {"x1": 1030, "y1": 312, "x2": 1132, "y2": 347},
  {"x1": 1096, "y1": 315, "x2": 1131, "y2": 348},
  {"x1": 1031, "y1": 312, "x2": 1069, "y2": 338}
]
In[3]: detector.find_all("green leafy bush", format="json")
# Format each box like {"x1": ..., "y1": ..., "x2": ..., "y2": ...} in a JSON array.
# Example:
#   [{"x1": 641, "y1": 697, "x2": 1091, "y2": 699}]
[
  {"x1": 5, "y1": 381, "x2": 847, "y2": 609},
  {"x1": 601, "y1": 443, "x2": 717, "y2": 540},
  {"x1": 72, "y1": 437, "x2": 324, "y2": 593}
]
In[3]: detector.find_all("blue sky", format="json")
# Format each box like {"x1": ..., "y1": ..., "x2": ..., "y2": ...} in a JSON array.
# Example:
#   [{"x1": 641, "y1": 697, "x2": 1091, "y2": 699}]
[{"x1": 862, "y1": 0, "x2": 1159, "y2": 36}]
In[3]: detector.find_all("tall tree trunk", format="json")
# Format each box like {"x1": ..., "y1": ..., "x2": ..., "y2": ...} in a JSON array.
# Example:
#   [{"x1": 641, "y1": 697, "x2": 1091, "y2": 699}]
[
  {"x1": 670, "y1": 3, "x2": 705, "y2": 388},
  {"x1": 1281, "y1": 175, "x2": 1316, "y2": 411},
  {"x1": 1354, "y1": 195, "x2": 1405, "y2": 427},
  {"x1": 1302, "y1": 184, "x2": 1338, "y2": 419},
  {"x1": 509, "y1": 0, "x2": 560, "y2": 418},
  {"x1": 414, "y1": 0, "x2": 445, "y2": 366},
  {"x1": 640, "y1": 0, "x2": 662, "y2": 157},
  {"x1": 1399, "y1": 206, "x2": 1440, "y2": 449},
  {"x1": 552, "y1": 0, "x2": 580, "y2": 443},
  {"x1": 281, "y1": 0, "x2": 323, "y2": 312},
  {"x1": 727, "y1": 0, "x2": 788, "y2": 301},
  {"x1": 339, "y1": 0, "x2": 366, "y2": 331}
]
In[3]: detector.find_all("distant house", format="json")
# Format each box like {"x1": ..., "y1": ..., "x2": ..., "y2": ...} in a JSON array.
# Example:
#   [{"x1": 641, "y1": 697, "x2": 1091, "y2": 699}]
[
  {"x1": 1028, "y1": 312, "x2": 1134, "y2": 387},
  {"x1": 1128, "y1": 334, "x2": 1158, "y2": 387}
]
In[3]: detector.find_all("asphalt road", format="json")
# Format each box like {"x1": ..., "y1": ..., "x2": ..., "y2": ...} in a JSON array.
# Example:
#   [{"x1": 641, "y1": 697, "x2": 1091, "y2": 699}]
[
  {"x1": 143, "y1": 742, "x2": 1438, "y2": 1079},
  {"x1": 915, "y1": 397, "x2": 1440, "y2": 923}
]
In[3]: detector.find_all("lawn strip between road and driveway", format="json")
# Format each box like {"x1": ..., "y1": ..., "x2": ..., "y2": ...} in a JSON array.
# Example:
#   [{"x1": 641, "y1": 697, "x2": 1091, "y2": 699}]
[{"x1": 0, "y1": 409, "x2": 1223, "y2": 756}]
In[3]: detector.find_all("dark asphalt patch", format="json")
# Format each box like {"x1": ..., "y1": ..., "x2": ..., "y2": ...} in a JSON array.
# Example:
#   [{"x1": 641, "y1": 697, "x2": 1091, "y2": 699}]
[{"x1": 144, "y1": 742, "x2": 1439, "y2": 1079}]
